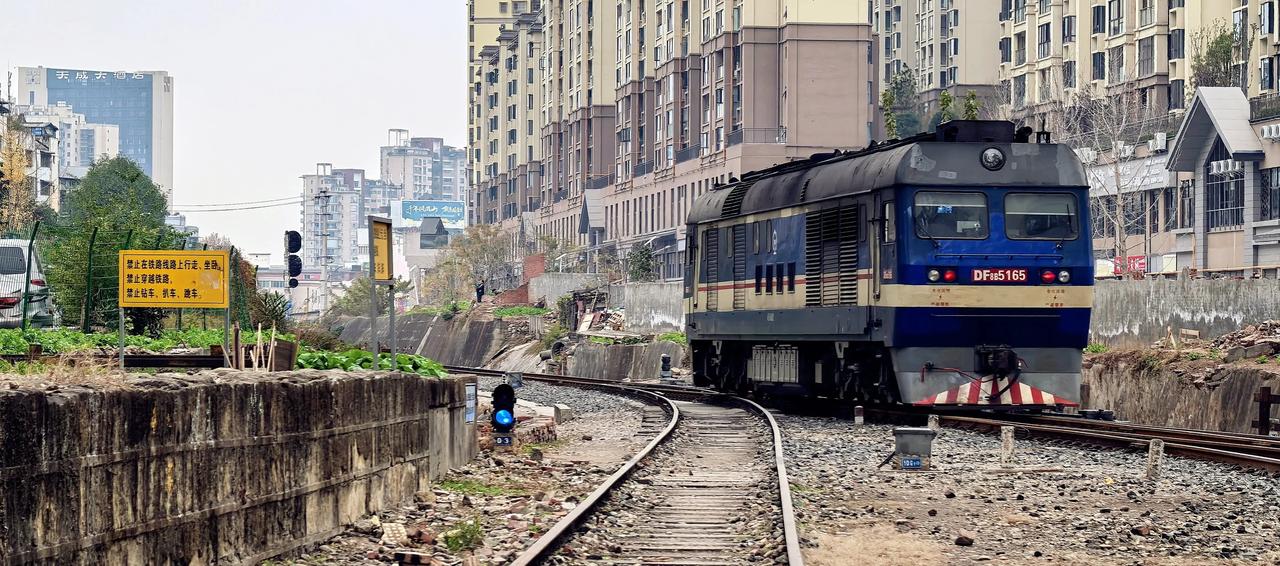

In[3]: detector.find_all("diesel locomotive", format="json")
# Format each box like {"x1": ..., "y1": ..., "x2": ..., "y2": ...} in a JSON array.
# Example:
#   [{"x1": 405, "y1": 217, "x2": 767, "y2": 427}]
[{"x1": 683, "y1": 120, "x2": 1091, "y2": 408}]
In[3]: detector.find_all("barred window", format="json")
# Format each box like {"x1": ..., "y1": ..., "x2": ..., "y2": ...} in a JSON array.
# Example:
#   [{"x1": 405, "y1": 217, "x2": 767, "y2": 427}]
[
  {"x1": 1163, "y1": 187, "x2": 1177, "y2": 232},
  {"x1": 1204, "y1": 138, "x2": 1244, "y2": 230},
  {"x1": 1179, "y1": 179, "x2": 1195, "y2": 229},
  {"x1": 1261, "y1": 168, "x2": 1280, "y2": 221}
]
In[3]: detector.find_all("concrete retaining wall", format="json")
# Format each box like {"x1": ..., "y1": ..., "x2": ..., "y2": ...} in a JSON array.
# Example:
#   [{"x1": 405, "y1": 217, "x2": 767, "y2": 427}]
[
  {"x1": 0, "y1": 370, "x2": 477, "y2": 564},
  {"x1": 1090, "y1": 278, "x2": 1280, "y2": 348},
  {"x1": 340, "y1": 312, "x2": 505, "y2": 367},
  {"x1": 1082, "y1": 354, "x2": 1280, "y2": 433},
  {"x1": 528, "y1": 273, "x2": 606, "y2": 304},
  {"x1": 566, "y1": 341, "x2": 686, "y2": 381},
  {"x1": 610, "y1": 282, "x2": 684, "y2": 333}
]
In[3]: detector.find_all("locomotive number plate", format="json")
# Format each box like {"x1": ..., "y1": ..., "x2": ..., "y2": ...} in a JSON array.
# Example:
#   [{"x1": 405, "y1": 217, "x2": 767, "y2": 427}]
[
  {"x1": 901, "y1": 457, "x2": 922, "y2": 470},
  {"x1": 972, "y1": 268, "x2": 1028, "y2": 283}
]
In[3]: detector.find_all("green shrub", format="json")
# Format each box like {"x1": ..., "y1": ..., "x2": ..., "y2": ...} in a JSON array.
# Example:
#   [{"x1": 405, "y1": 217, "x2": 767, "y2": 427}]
[
  {"x1": 589, "y1": 336, "x2": 615, "y2": 345},
  {"x1": 539, "y1": 324, "x2": 568, "y2": 350},
  {"x1": 295, "y1": 348, "x2": 446, "y2": 377},
  {"x1": 658, "y1": 332, "x2": 688, "y2": 345},
  {"x1": 0, "y1": 328, "x2": 294, "y2": 355},
  {"x1": 293, "y1": 323, "x2": 345, "y2": 351},
  {"x1": 443, "y1": 517, "x2": 485, "y2": 552},
  {"x1": 493, "y1": 306, "x2": 549, "y2": 318},
  {"x1": 1083, "y1": 343, "x2": 1107, "y2": 354}
]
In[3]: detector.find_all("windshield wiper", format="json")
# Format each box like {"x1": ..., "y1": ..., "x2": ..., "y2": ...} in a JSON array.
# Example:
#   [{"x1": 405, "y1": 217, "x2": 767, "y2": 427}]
[
  {"x1": 1055, "y1": 203, "x2": 1074, "y2": 250},
  {"x1": 916, "y1": 215, "x2": 942, "y2": 249}
]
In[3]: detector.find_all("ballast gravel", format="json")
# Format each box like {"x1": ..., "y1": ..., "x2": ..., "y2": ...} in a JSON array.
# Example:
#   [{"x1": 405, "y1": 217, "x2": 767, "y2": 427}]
[{"x1": 779, "y1": 415, "x2": 1280, "y2": 565}]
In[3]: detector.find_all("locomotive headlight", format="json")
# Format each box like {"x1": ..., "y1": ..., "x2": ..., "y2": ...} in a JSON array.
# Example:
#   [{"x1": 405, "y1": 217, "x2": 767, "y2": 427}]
[
  {"x1": 980, "y1": 147, "x2": 1006, "y2": 171},
  {"x1": 927, "y1": 269, "x2": 941, "y2": 282},
  {"x1": 1058, "y1": 270, "x2": 1071, "y2": 283}
]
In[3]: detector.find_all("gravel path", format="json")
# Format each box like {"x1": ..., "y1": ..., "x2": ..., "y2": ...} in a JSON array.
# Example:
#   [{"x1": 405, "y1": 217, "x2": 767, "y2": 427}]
[
  {"x1": 780, "y1": 414, "x2": 1280, "y2": 565},
  {"x1": 292, "y1": 379, "x2": 655, "y2": 565}
]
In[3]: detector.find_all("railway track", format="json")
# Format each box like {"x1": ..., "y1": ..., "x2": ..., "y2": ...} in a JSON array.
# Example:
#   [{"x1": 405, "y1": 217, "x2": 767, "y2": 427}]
[
  {"x1": 925, "y1": 412, "x2": 1280, "y2": 474},
  {"x1": 444, "y1": 365, "x2": 802, "y2": 566}
]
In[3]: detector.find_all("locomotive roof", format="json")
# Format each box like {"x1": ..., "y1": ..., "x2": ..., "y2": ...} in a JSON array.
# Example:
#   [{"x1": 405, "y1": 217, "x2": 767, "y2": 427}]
[{"x1": 687, "y1": 129, "x2": 1088, "y2": 225}]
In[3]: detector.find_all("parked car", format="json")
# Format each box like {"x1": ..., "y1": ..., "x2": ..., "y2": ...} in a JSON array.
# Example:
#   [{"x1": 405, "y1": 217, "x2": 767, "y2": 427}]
[{"x1": 0, "y1": 239, "x2": 54, "y2": 329}]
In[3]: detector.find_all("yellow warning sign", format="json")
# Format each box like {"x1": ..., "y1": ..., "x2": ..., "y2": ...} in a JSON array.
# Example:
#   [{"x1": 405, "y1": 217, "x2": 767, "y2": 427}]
[
  {"x1": 369, "y1": 216, "x2": 393, "y2": 282},
  {"x1": 118, "y1": 250, "x2": 230, "y2": 308}
]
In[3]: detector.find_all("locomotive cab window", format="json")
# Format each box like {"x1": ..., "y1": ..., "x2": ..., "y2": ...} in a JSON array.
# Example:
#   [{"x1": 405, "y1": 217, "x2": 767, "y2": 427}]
[
  {"x1": 1005, "y1": 193, "x2": 1079, "y2": 240},
  {"x1": 913, "y1": 191, "x2": 988, "y2": 239}
]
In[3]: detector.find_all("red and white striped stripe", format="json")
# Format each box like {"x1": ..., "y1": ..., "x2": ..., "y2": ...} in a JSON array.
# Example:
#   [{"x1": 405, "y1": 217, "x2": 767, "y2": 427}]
[{"x1": 913, "y1": 378, "x2": 1076, "y2": 407}]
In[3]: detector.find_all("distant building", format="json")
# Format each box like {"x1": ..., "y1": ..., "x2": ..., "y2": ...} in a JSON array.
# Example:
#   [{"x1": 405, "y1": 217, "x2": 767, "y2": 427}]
[
  {"x1": 16, "y1": 103, "x2": 119, "y2": 179},
  {"x1": 164, "y1": 213, "x2": 200, "y2": 249},
  {"x1": 19, "y1": 66, "x2": 174, "y2": 206},
  {"x1": 300, "y1": 163, "x2": 364, "y2": 271},
  {"x1": 1, "y1": 120, "x2": 63, "y2": 210},
  {"x1": 380, "y1": 129, "x2": 469, "y2": 202}
]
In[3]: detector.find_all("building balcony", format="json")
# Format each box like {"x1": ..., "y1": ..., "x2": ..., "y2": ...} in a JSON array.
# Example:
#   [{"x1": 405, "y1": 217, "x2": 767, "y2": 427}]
[
  {"x1": 585, "y1": 173, "x2": 615, "y2": 190},
  {"x1": 633, "y1": 160, "x2": 654, "y2": 177},
  {"x1": 727, "y1": 127, "x2": 787, "y2": 147},
  {"x1": 1252, "y1": 92, "x2": 1280, "y2": 122},
  {"x1": 674, "y1": 144, "x2": 702, "y2": 164}
]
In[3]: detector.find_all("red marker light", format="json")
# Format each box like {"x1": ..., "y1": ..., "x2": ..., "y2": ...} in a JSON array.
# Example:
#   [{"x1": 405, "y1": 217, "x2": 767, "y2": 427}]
[
  {"x1": 29, "y1": 279, "x2": 45, "y2": 286},
  {"x1": 1041, "y1": 270, "x2": 1056, "y2": 283},
  {"x1": 0, "y1": 297, "x2": 18, "y2": 308},
  {"x1": 943, "y1": 270, "x2": 957, "y2": 282}
]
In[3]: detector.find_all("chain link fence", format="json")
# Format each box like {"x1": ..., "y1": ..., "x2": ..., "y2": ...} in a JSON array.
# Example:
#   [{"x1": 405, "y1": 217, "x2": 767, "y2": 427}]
[{"x1": 1, "y1": 222, "x2": 256, "y2": 333}]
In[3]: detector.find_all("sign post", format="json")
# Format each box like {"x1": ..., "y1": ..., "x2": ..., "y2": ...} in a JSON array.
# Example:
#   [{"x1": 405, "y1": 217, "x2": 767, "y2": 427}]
[
  {"x1": 118, "y1": 249, "x2": 231, "y2": 368},
  {"x1": 368, "y1": 216, "x2": 394, "y2": 369}
]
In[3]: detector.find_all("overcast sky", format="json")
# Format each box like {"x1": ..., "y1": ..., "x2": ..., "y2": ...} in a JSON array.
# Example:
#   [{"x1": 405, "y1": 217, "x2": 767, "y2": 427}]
[{"x1": 2, "y1": 0, "x2": 466, "y2": 261}]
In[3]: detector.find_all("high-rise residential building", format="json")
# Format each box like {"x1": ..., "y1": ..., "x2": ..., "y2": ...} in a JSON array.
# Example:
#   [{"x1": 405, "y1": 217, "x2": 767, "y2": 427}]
[
  {"x1": 472, "y1": 8, "x2": 545, "y2": 228},
  {"x1": 380, "y1": 130, "x2": 469, "y2": 201},
  {"x1": 875, "y1": 1, "x2": 1005, "y2": 131},
  {"x1": 18, "y1": 67, "x2": 174, "y2": 205},
  {"x1": 468, "y1": 0, "x2": 877, "y2": 279},
  {"x1": 299, "y1": 163, "x2": 364, "y2": 271}
]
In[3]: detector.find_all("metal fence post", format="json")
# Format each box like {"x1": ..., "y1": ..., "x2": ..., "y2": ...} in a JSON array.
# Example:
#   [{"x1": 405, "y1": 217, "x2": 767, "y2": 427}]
[
  {"x1": 20, "y1": 221, "x2": 40, "y2": 331},
  {"x1": 82, "y1": 226, "x2": 98, "y2": 333},
  {"x1": 388, "y1": 284, "x2": 396, "y2": 368}
]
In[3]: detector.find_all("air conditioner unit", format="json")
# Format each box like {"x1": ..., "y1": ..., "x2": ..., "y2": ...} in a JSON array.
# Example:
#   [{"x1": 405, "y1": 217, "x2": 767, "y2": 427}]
[
  {"x1": 1116, "y1": 142, "x2": 1135, "y2": 158},
  {"x1": 1075, "y1": 147, "x2": 1097, "y2": 164},
  {"x1": 1147, "y1": 132, "x2": 1168, "y2": 152},
  {"x1": 1264, "y1": 124, "x2": 1280, "y2": 140}
]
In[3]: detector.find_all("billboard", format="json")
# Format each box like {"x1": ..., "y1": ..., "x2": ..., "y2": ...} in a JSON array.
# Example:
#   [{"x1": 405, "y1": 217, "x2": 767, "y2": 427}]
[{"x1": 396, "y1": 200, "x2": 466, "y2": 230}]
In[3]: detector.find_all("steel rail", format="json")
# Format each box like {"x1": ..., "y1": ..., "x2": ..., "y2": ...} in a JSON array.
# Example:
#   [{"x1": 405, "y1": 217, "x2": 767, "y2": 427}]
[
  {"x1": 448, "y1": 365, "x2": 803, "y2": 565},
  {"x1": 937, "y1": 415, "x2": 1280, "y2": 473},
  {"x1": 506, "y1": 379, "x2": 679, "y2": 566}
]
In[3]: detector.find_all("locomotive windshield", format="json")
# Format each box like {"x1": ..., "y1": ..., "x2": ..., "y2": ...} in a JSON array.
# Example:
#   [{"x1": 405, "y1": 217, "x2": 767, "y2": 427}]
[
  {"x1": 913, "y1": 191, "x2": 988, "y2": 239},
  {"x1": 1005, "y1": 193, "x2": 1079, "y2": 240}
]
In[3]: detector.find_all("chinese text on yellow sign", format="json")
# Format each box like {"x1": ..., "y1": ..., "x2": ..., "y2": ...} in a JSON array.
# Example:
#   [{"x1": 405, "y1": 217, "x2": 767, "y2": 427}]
[
  {"x1": 370, "y1": 217, "x2": 393, "y2": 282},
  {"x1": 118, "y1": 250, "x2": 230, "y2": 308}
]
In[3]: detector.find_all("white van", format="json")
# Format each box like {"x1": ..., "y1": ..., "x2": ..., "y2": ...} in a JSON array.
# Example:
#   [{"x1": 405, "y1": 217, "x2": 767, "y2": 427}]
[{"x1": 0, "y1": 239, "x2": 54, "y2": 329}]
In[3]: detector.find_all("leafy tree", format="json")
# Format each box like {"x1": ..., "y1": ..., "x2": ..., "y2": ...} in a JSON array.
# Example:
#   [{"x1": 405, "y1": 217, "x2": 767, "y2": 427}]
[
  {"x1": 880, "y1": 89, "x2": 899, "y2": 139},
  {"x1": 963, "y1": 90, "x2": 980, "y2": 120},
  {"x1": 328, "y1": 276, "x2": 414, "y2": 317},
  {"x1": 938, "y1": 90, "x2": 955, "y2": 122},
  {"x1": 42, "y1": 157, "x2": 170, "y2": 329},
  {"x1": 1190, "y1": 21, "x2": 1241, "y2": 93},
  {"x1": 627, "y1": 243, "x2": 658, "y2": 282},
  {"x1": 884, "y1": 69, "x2": 924, "y2": 137},
  {"x1": 0, "y1": 117, "x2": 35, "y2": 235},
  {"x1": 451, "y1": 224, "x2": 512, "y2": 288}
]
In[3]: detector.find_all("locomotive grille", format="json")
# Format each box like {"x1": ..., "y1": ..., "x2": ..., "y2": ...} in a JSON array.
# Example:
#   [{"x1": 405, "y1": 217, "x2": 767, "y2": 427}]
[
  {"x1": 805, "y1": 206, "x2": 859, "y2": 307},
  {"x1": 732, "y1": 224, "x2": 747, "y2": 310},
  {"x1": 705, "y1": 228, "x2": 719, "y2": 312},
  {"x1": 722, "y1": 183, "x2": 753, "y2": 217}
]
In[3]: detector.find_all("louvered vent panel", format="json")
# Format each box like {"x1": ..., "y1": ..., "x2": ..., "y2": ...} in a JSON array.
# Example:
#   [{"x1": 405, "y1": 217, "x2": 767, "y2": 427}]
[
  {"x1": 732, "y1": 224, "x2": 747, "y2": 310},
  {"x1": 804, "y1": 212, "x2": 823, "y2": 306},
  {"x1": 838, "y1": 206, "x2": 859, "y2": 305},
  {"x1": 705, "y1": 228, "x2": 719, "y2": 312}
]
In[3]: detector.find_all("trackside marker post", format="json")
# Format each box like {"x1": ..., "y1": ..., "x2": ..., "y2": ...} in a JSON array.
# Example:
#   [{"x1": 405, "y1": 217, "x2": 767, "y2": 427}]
[
  {"x1": 1000, "y1": 426, "x2": 1015, "y2": 468},
  {"x1": 1146, "y1": 439, "x2": 1165, "y2": 481}
]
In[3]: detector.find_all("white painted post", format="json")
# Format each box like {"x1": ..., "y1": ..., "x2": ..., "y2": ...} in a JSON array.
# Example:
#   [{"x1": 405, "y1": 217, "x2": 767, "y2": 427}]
[
  {"x1": 1145, "y1": 439, "x2": 1165, "y2": 481},
  {"x1": 1000, "y1": 426, "x2": 1015, "y2": 468},
  {"x1": 853, "y1": 405, "x2": 864, "y2": 425}
]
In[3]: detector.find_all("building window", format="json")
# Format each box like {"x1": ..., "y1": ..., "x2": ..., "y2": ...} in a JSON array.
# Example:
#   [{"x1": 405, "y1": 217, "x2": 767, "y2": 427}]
[
  {"x1": 1108, "y1": 0, "x2": 1124, "y2": 36},
  {"x1": 999, "y1": 37, "x2": 1011, "y2": 63},
  {"x1": 1107, "y1": 46, "x2": 1125, "y2": 84},
  {"x1": 1163, "y1": 187, "x2": 1178, "y2": 232},
  {"x1": 1015, "y1": 32, "x2": 1027, "y2": 65},
  {"x1": 1179, "y1": 180, "x2": 1195, "y2": 229},
  {"x1": 1138, "y1": 37, "x2": 1155, "y2": 77},
  {"x1": 1013, "y1": 74, "x2": 1027, "y2": 108},
  {"x1": 1063, "y1": 15, "x2": 1077, "y2": 43},
  {"x1": 1092, "y1": 51, "x2": 1106, "y2": 80},
  {"x1": 1092, "y1": 5, "x2": 1106, "y2": 34},
  {"x1": 1064, "y1": 61, "x2": 1077, "y2": 88},
  {"x1": 1169, "y1": 29, "x2": 1185, "y2": 59},
  {"x1": 1262, "y1": 168, "x2": 1280, "y2": 221},
  {"x1": 1169, "y1": 79, "x2": 1186, "y2": 109},
  {"x1": 1038, "y1": 23, "x2": 1051, "y2": 59},
  {"x1": 1138, "y1": 0, "x2": 1154, "y2": 27},
  {"x1": 1264, "y1": 2, "x2": 1277, "y2": 36},
  {"x1": 1263, "y1": 57, "x2": 1276, "y2": 91},
  {"x1": 1205, "y1": 138, "x2": 1245, "y2": 230}
]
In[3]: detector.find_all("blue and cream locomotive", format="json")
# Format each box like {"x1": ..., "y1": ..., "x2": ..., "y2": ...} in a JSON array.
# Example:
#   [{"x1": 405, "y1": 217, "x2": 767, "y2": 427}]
[{"x1": 684, "y1": 120, "x2": 1091, "y2": 408}]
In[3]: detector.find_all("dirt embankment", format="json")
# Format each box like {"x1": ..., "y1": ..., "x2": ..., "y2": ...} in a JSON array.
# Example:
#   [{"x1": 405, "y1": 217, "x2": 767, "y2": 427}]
[{"x1": 1083, "y1": 343, "x2": 1280, "y2": 433}]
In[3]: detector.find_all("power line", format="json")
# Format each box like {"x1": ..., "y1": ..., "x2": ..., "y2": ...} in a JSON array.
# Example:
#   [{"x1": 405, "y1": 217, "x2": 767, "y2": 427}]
[
  {"x1": 173, "y1": 195, "x2": 301, "y2": 207},
  {"x1": 173, "y1": 199, "x2": 302, "y2": 212}
]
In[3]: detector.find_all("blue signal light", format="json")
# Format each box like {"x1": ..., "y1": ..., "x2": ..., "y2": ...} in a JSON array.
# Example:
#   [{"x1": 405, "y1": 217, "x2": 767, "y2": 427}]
[{"x1": 495, "y1": 409, "x2": 515, "y2": 426}]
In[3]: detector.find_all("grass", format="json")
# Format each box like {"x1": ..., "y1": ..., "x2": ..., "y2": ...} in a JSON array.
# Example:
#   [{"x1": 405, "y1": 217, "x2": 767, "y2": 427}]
[
  {"x1": 443, "y1": 517, "x2": 485, "y2": 552},
  {"x1": 437, "y1": 478, "x2": 525, "y2": 496},
  {"x1": 521, "y1": 440, "x2": 563, "y2": 456},
  {"x1": 1185, "y1": 351, "x2": 1206, "y2": 361},
  {"x1": 494, "y1": 306, "x2": 549, "y2": 318},
  {"x1": 539, "y1": 324, "x2": 568, "y2": 350},
  {"x1": 588, "y1": 336, "x2": 615, "y2": 345},
  {"x1": 658, "y1": 332, "x2": 688, "y2": 345},
  {"x1": 1083, "y1": 343, "x2": 1108, "y2": 354}
]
